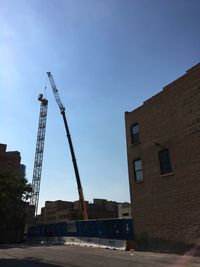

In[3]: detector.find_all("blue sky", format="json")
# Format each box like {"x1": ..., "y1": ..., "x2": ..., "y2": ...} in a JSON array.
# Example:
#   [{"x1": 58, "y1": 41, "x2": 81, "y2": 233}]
[{"x1": 0, "y1": 0, "x2": 199, "y2": 212}]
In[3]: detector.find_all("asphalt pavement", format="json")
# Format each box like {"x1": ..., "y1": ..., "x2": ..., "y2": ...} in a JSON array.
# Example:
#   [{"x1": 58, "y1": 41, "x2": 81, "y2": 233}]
[{"x1": 0, "y1": 244, "x2": 200, "y2": 267}]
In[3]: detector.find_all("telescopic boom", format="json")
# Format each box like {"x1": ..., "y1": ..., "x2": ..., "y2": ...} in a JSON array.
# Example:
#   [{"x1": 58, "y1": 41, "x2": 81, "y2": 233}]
[{"x1": 47, "y1": 72, "x2": 88, "y2": 220}]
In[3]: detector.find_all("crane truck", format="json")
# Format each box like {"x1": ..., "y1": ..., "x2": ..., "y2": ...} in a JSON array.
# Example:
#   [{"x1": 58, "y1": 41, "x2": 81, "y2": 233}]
[{"x1": 47, "y1": 72, "x2": 88, "y2": 220}]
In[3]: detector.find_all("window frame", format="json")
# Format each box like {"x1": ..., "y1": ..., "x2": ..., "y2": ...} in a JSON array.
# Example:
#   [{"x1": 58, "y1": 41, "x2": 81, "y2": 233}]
[
  {"x1": 158, "y1": 148, "x2": 172, "y2": 175},
  {"x1": 131, "y1": 123, "x2": 140, "y2": 144},
  {"x1": 133, "y1": 159, "x2": 144, "y2": 182}
]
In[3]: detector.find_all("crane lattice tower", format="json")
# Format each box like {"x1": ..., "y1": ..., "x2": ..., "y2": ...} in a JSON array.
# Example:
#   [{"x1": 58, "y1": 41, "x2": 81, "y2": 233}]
[{"x1": 30, "y1": 94, "x2": 48, "y2": 216}]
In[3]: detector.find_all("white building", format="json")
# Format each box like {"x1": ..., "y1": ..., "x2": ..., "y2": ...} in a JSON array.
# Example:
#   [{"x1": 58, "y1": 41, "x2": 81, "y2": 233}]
[{"x1": 118, "y1": 203, "x2": 131, "y2": 219}]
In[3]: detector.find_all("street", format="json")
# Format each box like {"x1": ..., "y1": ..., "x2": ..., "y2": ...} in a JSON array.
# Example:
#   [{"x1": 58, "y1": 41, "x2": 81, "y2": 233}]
[{"x1": 0, "y1": 245, "x2": 200, "y2": 267}]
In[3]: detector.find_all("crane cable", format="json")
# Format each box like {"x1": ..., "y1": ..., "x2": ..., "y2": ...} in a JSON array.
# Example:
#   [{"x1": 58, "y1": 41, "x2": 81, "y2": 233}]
[{"x1": 44, "y1": 75, "x2": 48, "y2": 97}]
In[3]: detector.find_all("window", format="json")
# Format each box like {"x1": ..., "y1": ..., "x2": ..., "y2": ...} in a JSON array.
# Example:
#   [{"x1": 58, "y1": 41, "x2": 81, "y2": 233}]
[
  {"x1": 159, "y1": 149, "x2": 172, "y2": 175},
  {"x1": 133, "y1": 159, "x2": 144, "y2": 181},
  {"x1": 131, "y1": 123, "x2": 140, "y2": 144}
]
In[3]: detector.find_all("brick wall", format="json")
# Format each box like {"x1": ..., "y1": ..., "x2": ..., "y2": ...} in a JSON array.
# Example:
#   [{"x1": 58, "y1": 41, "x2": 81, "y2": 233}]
[{"x1": 125, "y1": 63, "x2": 200, "y2": 251}]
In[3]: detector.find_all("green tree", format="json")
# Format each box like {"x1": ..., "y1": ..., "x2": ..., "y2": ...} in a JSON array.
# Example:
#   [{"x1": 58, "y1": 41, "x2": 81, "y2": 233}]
[{"x1": 0, "y1": 171, "x2": 32, "y2": 231}]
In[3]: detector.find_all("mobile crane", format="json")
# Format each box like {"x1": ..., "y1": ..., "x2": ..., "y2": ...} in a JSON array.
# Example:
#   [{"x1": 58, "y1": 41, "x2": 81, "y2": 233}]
[{"x1": 47, "y1": 72, "x2": 88, "y2": 220}]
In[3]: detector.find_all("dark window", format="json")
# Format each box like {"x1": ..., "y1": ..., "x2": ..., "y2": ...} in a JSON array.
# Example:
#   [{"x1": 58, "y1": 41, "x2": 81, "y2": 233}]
[
  {"x1": 133, "y1": 159, "x2": 144, "y2": 181},
  {"x1": 7, "y1": 160, "x2": 12, "y2": 166},
  {"x1": 131, "y1": 123, "x2": 140, "y2": 144},
  {"x1": 159, "y1": 149, "x2": 172, "y2": 175}
]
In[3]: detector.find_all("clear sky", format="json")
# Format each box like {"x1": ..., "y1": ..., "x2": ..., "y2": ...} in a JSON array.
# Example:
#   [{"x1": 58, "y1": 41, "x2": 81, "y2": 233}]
[{"x1": 0, "y1": 0, "x2": 200, "y2": 212}]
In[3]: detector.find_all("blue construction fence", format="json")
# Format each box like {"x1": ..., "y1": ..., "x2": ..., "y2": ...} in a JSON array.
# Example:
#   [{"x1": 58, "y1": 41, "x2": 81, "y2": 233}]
[{"x1": 28, "y1": 218, "x2": 134, "y2": 240}]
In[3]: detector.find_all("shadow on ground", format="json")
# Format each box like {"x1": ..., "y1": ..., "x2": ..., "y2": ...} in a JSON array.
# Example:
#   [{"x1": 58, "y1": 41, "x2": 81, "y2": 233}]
[
  {"x1": 0, "y1": 257, "x2": 63, "y2": 267},
  {"x1": 135, "y1": 236, "x2": 200, "y2": 256},
  {"x1": 0, "y1": 243, "x2": 62, "y2": 250}
]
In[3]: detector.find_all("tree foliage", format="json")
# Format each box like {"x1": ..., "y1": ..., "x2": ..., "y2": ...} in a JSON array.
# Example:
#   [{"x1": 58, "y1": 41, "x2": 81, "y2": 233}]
[{"x1": 0, "y1": 171, "x2": 32, "y2": 230}]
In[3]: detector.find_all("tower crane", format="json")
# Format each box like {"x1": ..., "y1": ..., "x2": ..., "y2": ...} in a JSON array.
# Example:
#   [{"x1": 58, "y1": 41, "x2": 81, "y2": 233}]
[
  {"x1": 30, "y1": 94, "x2": 48, "y2": 216},
  {"x1": 47, "y1": 72, "x2": 88, "y2": 220}
]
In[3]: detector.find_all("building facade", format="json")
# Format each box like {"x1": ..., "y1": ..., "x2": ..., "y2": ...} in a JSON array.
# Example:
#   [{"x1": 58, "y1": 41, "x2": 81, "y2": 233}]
[
  {"x1": 88, "y1": 199, "x2": 118, "y2": 219},
  {"x1": 41, "y1": 201, "x2": 75, "y2": 224},
  {"x1": 125, "y1": 63, "x2": 200, "y2": 251},
  {"x1": 0, "y1": 143, "x2": 28, "y2": 243},
  {"x1": 118, "y1": 203, "x2": 131, "y2": 219},
  {"x1": 37, "y1": 198, "x2": 122, "y2": 224},
  {"x1": 0, "y1": 144, "x2": 21, "y2": 175}
]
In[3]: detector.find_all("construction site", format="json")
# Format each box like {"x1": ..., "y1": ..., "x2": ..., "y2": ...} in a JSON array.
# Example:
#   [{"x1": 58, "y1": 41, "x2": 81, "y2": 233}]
[
  {"x1": 1, "y1": 1, "x2": 200, "y2": 266},
  {"x1": 25, "y1": 72, "x2": 134, "y2": 250},
  {"x1": 30, "y1": 72, "x2": 88, "y2": 220}
]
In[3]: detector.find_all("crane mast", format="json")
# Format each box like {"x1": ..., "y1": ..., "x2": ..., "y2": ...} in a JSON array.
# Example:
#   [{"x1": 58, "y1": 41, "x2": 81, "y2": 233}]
[
  {"x1": 47, "y1": 72, "x2": 88, "y2": 220},
  {"x1": 30, "y1": 94, "x2": 48, "y2": 216}
]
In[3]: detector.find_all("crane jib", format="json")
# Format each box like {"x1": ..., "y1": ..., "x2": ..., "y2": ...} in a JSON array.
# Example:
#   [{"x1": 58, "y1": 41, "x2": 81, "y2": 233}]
[
  {"x1": 47, "y1": 72, "x2": 65, "y2": 111},
  {"x1": 47, "y1": 72, "x2": 88, "y2": 221}
]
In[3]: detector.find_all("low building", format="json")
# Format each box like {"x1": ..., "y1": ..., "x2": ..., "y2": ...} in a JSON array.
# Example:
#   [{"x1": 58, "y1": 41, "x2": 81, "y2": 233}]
[
  {"x1": 125, "y1": 63, "x2": 200, "y2": 252},
  {"x1": 118, "y1": 203, "x2": 131, "y2": 219},
  {"x1": 42, "y1": 200, "x2": 75, "y2": 224},
  {"x1": 37, "y1": 198, "x2": 124, "y2": 224},
  {"x1": 88, "y1": 199, "x2": 118, "y2": 219}
]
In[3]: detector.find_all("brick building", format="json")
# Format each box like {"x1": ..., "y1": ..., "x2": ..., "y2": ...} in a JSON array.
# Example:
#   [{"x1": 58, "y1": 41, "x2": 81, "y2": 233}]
[
  {"x1": 41, "y1": 200, "x2": 78, "y2": 224},
  {"x1": 88, "y1": 199, "x2": 118, "y2": 219},
  {"x1": 37, "y1": 198, "x2": 120, "y2": 224},
  {"x1": 125, "y1": 63, "x2": 200, "y2": 251},
  {"x1": 0, "y1": 143, "x2": 28, "y2": 242},
  {"x1": 0, "y1": 144, "x2": 21, "y2": 175}
]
